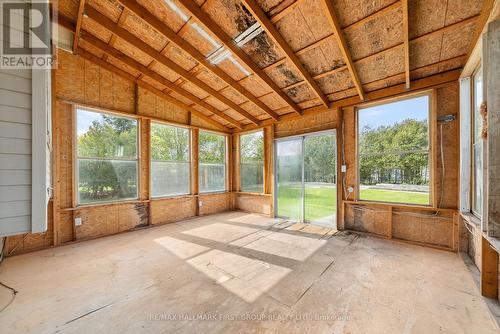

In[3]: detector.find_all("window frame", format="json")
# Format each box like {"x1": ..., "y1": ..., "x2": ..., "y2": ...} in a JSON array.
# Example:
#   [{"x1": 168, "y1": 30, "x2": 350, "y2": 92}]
[
  {"x1": 355, "y1": 91, "x2": 434, "y2": 207},
  {"x1": 471, "y1": 64, "x2": 483, "y2": 218},
  {"x1": 150, "y1": 121, "x2": 191, "y2": 199},
  {"x1": 74, "y1": 106, "x2": 140, "y2": 206},
  {"x1": 239, "y1": 129, "x2": 265, "y2": 194},
  {"x1": 198, "y1": 130, "x2": 228, "y2": 194}
]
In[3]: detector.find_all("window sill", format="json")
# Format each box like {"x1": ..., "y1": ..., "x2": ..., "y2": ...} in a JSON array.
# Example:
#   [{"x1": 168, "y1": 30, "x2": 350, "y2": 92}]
[
  {"x1": 460, "y1": 211, "x2": 481, "y2": 228},
  {"x1": 64, "y1": 198, "x2": 146, "y2": 211},
  {"x1": 343, "y1": 200, "x2": 456, "y2": 213},
  {"x1": 151, "y1": 194, "x2": 193, "y2": 201},
  {"x1": 198, "y1": 191, "x2": 229, "y2": 195},
  {"x1": 234, "y1": 192, "x2": 270, "y2": 196}
]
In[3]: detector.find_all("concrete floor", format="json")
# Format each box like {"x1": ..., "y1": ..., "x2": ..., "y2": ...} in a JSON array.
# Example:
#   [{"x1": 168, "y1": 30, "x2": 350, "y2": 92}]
[{"x1": 0, "y1": 211, "x2": 498, "y2": 334}]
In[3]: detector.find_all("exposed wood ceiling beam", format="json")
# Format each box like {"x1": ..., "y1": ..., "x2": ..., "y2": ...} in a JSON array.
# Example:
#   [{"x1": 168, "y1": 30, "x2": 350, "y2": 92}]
[
  {"x1": 402, "y1": 0, "x2": 410, "y2": 89},
  {"x1": 240, "y1": 0, "x2": 330, "y2": 108},
  {"x1": 72, "y1": 0, "x2": 85, "y2": 53},
  {"x1": 84, "y1": 4, "x2": 260, "y2": 125},
  {"x1": 466, "y1": 0, "x2": 495, "y2": 61},
  {"x1": 176, "y1": 0, "x2": 302, "y2": 116},
  {"x1": 262, "y1": 9, "x2": 477, "y2": 74},
  {"x1": 269, "y1": 0, "x2": 303, "y2": 23},
  {"x1": 80, "y1": 32, "x2": 243, "y2": 129},
  {"x1": 75, "y1": 48, "x2": 230, "y2": 132},
  {"x1": 235, "y1": 69, "x2": 461, "y2": 132},
  {"x1": 320, "y1": 0, "x2": 365, "y2": 101},
  {"x1": 118, "y1": 0, "x2": 279, "y2": 122}
]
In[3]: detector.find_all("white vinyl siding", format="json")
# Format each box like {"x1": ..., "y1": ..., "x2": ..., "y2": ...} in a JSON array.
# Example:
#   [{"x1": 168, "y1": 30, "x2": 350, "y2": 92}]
[{"x1": 0, "y1": 69, "x2": 33, "y2": 236}]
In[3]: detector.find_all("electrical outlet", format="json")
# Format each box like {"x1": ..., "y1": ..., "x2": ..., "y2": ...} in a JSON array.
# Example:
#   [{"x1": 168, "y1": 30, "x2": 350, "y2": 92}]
[
  {"x1": 74, "y1": 217, "x2": 82, "y2": 226},
  {"x1": 199, "y1": 201, "x2": 203, "y2": 207},
  {"x1": 341, "y1": 165, "x2": 347, "y2": 173}
]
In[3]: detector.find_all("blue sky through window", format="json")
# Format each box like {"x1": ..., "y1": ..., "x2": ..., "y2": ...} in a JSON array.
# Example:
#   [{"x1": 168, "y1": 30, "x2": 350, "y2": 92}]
[
  {"x1": 77, "y1": 109, "x2": 103, "y2": 136},
  {"x1": 359, "y1": 95, "x2": 429, "y2": 129}
]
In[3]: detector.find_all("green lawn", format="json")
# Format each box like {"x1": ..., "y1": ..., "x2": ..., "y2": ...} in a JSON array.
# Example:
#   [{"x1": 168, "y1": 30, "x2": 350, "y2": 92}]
[
  {"x1": 277, "y1": 185, "x2": 429, "y2": 221},
  {"x1": 277, "y1": 185, "x2": 336, "y2": 222},
  {"x1": 359, "y1": 189, "x2": 429, "y2": 205}
]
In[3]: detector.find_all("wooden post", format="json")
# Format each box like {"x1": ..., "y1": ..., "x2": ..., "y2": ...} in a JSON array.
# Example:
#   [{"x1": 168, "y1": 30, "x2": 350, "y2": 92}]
[
  {"x1": 51, "y1": 63, "x2": 61, "y2": 246},
  {"x1": 481, "y1": 236, "x2": 499, "y2": 298},
  {"x1": 336, "y1": 107, "x2": 343, "y2": 230},
  {"x1": 192, "y1": 129, "x2": 199, "y2": 216},
  {"x1": 233, "y1": 133, "x2": 240, "y2": 193}
]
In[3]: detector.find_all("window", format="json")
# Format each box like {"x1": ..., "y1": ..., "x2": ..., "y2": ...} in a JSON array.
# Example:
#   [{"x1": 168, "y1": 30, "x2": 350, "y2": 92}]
[
  {"x1": 358, "y1": 95, "x2": 431, "y2": 205},
  {"x1": 472, "y1": 66, "x2": 483, "y2": 217},
  {"x1": 199, "y1": 131, "x2": 226, "y2": 193},
  {"x1": 151, "y1": 123, "x2": 190, "y2": 197},
  {"x1": 240, "y1": 131, "x2": 264, "y2": 193},
  {"x1": 76, "y1": 108, "x2": 138, "y2": 204}
]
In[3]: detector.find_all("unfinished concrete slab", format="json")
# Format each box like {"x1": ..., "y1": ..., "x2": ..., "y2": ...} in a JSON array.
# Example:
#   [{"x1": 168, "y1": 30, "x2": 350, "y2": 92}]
[{"x1": 0, "y1": 212, "x2": 497, "y2": 334}]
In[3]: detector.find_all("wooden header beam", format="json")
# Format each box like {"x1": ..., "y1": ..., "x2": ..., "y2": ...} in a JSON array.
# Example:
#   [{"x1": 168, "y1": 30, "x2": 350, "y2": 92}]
[
  {"x1": 118, "y1": 0, "x2": 280, "y2": 121},
  {"x1": 80, "y1": 32, "x2": 243, "y2": 129},
  {"x1": 320, "y1": 0, "x2": 365, "y2": 100},
  {"x1": 240, "y1": 0, "x2": 330, "y2": 108},
  {"x1": 234, "y1": 69, "x2": 461, "y2": 132},
  {"x1": 85, "y1": 4, "x2": 260, "y2": 125},
  {"x1": 176, "y1": 0, "x2": 302, "y2": 116},
  {"x1": 402, "y1": 0, "x2": 410, "y2": 89}
]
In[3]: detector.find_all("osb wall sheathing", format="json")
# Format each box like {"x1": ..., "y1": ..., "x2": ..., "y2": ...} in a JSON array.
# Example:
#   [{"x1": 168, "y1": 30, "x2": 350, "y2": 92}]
[
  {"x1": 4, "y1": 49, "x2": 231, "y2": 256},
  {"x1": 274, "y1": 109, "x2": 338, "y2": 138},
  {"x1": 234, "y1": 193, "x2": 272, "y2": 216}
]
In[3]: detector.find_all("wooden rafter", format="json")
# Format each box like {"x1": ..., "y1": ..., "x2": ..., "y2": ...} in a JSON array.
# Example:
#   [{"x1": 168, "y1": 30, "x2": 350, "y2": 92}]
[
  {"x1": 320, "y1": 0, "x2": 365, "y2": 100},
  {"x1": 84, "y1": 4, "x2": 260, "y2": 125},
  {"x1": 176, "y1": 0, "x2": 303, "y2": 116},
  {"x1": 74, "y1": 48, "x2": 231, "y2": 132},
  {"x1": 236, "y1": 69, "x2": 461, "y2": 132},
  {"x1": 72, "y1": 0, "x2": 85, "y2": 52},
  {"x1": 80, "y1": 32, "x2": 243, "y2": 129},
  {"x1": 466, "y1": 0, "x2": 495, "y2": 61},
  {"x1": 240, "y1": 0, "x2": 330, "y2": 108},
  {"x1": 118, "y1": 0, "x2": 280, "y2": 121},
  {"x1": 402, "y1": 0, "x2": 410, "y2": 89}
]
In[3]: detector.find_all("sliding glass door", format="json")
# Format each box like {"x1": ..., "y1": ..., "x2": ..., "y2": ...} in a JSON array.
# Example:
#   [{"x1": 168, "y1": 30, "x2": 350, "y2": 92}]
[
  {"x1": 276, "y1": 138, "x2": 303, "y2": 222},
  {"x1": 275, "y1": 131, "x2": 337, "y2": 227}
]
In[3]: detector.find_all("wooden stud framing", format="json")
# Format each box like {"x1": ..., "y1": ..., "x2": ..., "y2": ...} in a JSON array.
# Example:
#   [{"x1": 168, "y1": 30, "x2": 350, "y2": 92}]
[
  {"x1": 240, "y1": 0, "x2": 330, "y2": 108},
  {"x1": 72, "y1": 0, "x2": 85, "y2": 53},
  {"x1": 85, "y1": 5, "x2": 260, "y2": 125},
  {"x1": 320, "y1": 0, "x2": 365, "y2": 101},
  {"x1": 402, "y1": 0, "x2": 410, "y2": 89},
  {"x1": 118, "y1": 0, "x2": 280, "y2": 122},
  {"x1": 176, "y1": 0, "x2": 302, "y2": 116},
  {"x1": 481, "y1": 236, "x2": 499, "y2": 298}
]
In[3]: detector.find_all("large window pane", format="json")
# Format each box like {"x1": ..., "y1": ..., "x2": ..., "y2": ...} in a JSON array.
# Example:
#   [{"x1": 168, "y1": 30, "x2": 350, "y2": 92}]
[
  {"x1": 76, "y1": 109, "x2": 138, "y2": 204},
  {"x1": 240, "y1": 131, "x2": 264, "y2": 193},
  {"x1": 78, "y1": 159, "x2": 138, "y2": 204},
  {"x1": 151, "y1": 124, "x2": 189, "y2": 161},
  {"x1": 151, "y1": 123, "x2": 190, "y2": 197},
  {"x1": 151, "y1": 161, "x2": 190, "y2": 197},
  {"x1": 199, "y1": 131, "x2": 226, "y2": 193},
  {"x1": 358, "y1": 95, "x2": 430, "y2": 205},
  {"x1": 77, "y1": 109, "x2": 137, "y2": 159},
  {"x1": 472, "y1": 66, "x2": 483, "y2": 216}
]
